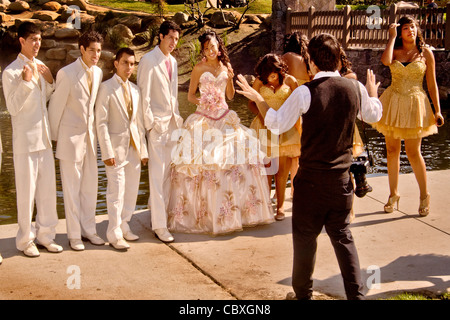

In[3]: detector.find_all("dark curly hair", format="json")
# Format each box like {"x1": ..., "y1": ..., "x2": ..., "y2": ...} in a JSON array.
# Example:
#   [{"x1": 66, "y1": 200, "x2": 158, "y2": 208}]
[
  {"x1": 198, "y1": 30, "x2": 230, "y2": 66},
  {"x1": 339, "y1": 45, "x2": 353, "y2": 77},
  {"x1": 394, "y1": 16, "x2": 425, "y2": 53},
  {"x1": 254, "y1": 53, "x2": 287, "y2": 86},
  {"x1": 283, "y1": 31, "x2": 311, "y2": 77},
  {"x1": 78, "y1": 30, "x2": 103, "y2": 50}
]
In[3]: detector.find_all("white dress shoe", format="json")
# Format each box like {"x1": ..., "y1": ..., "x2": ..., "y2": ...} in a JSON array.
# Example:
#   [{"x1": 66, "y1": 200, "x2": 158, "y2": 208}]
[
  {"x1": 154, "y1": 228, "x2": 174, "y2": 243},
  {"x1": 82, "y1": 234, "x2": 105, "y2": 246},
  {"x1": 0, "y1": 253, "x2": 3, "y2": 265},
  {"x1": 123, "y1": 231, "x2": 139, "y2": 241},
  {"x1": 23, "y1": 242, "x2": 40, "y2": 257},
  {"x1": 70, "y1": 239, "x2": 85, "y2": 251},
  {"x1": 37, "y1": 241, "x2": 63, "y2": 253},
  {"x1": 110, "y1": 238, "x2": 130, "y2": 250}
]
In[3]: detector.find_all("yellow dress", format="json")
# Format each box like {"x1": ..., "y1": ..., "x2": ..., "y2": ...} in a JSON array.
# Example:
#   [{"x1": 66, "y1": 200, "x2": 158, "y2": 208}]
[
  {"x1": 372, "y1": 60, "x2": 437, "y2": 139},
  {"x1": 250, "y1": 84, "x2": 301, "y2": 158}
]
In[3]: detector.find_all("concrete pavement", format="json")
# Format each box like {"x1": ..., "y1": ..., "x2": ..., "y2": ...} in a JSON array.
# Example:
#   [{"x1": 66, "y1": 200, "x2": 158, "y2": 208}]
[{"x1": 0, "y1": 170, "x2": 449, "y2": 300}]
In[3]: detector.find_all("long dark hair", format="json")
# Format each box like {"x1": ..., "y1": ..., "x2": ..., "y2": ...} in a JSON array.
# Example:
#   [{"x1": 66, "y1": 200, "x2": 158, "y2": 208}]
[
  {"x1": 283, "y1": 31, "x2": 311, "y2": 75},
  {"x1": 198, "y1": 30, "x2": 230, "y2": 66},
  {"x1": 254, "y1": 53, "x2": 287, "y2": 86},
  {"x1": 394, "y1": 16, "x2": 425, "y2": 53},
  {"x1": 339, "y1": 45, "x2": 353, "y2": 77}
]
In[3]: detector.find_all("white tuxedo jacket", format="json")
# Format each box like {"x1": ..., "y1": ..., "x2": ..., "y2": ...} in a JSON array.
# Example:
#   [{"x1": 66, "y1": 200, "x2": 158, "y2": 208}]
[
  {"x1": 2, "y1": 55, "x2": 54, "y2": 154},
  {"x1": 48, "y1": 58, "x2": 102, "y2": 162},
  {"x1": 96, "y1": 75, "x2": 148, "y2": 165},
  {"x1": 137, "y1": 46, "x2": 183, "y2": 133}
]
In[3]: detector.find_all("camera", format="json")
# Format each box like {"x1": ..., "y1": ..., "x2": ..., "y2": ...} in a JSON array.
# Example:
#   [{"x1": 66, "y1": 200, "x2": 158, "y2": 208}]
[{"x1": 350, "y1": 152, "x2": 373, "y2": 198}]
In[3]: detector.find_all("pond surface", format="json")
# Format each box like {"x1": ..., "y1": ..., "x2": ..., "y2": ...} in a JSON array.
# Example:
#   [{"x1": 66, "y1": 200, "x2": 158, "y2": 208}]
[{"x1": 0, "y1": 90, "x2": 448, "y2": 225}]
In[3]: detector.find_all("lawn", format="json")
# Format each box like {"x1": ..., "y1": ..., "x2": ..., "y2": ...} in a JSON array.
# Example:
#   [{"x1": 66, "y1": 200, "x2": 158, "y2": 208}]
[{"x1": 89, "y1": 0, "x2": 272, "y2": 15}]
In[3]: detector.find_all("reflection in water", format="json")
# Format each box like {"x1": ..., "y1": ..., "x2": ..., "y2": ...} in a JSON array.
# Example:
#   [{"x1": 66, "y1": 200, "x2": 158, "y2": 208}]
[{"x1": 0, "y1": 90, "x2": 448, "y2": 224}]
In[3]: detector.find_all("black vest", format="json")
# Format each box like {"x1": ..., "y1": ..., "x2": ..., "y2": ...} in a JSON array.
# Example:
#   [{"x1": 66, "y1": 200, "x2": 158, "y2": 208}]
[{"x1": 300, "y1": 76, "x2": 360, "y2": 174}]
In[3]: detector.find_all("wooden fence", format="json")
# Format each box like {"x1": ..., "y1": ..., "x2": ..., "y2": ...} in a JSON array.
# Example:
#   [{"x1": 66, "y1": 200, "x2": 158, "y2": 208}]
[{"x1": 286, "y1": 3, "x2": 450, "y2": 50}]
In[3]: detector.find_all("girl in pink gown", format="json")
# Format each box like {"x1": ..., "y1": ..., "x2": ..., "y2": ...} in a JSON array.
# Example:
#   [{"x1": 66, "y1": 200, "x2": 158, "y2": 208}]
[{"x1": 167, "y1": 30, "x2": 274, "y2": 235}]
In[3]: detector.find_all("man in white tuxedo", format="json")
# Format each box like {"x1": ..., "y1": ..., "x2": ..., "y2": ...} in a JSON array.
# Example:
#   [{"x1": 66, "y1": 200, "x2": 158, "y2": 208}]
[
  {"x1": 2, "y1": 22, "x2": 63, "y2": 257},
  {"x1": 137, "y1": 21, "x2": 183, "y2": 243},
  {"x1": 96, "y1": 48, "x2": 148, "y2": 250},
  {"x1": 48, "y1": 31, "x2": 104, "y2": 251}
]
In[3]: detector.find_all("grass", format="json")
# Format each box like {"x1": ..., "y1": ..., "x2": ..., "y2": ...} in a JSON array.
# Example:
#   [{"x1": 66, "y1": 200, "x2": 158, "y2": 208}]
[
  {"x1": 385, "y1": 292, "x2": 450, "y2": 300},
  {"x1": 89, "y1": 0, "x2": 272, "y2": 15}
]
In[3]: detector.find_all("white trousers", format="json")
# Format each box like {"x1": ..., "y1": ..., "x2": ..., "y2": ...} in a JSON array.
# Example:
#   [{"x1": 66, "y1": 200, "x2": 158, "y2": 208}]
[
  {"x1": 147, "y1": 118, "x2": 178, "y2": 230},
  {"x1": 13, "y1": 148, "x2": 58, "y2": 251},
  {"x1": 59, "y1": 144, "x2": 98, "y2": 240},
  {"x1": 105, "y1": 146, "x2": 141, "y2": 243}
]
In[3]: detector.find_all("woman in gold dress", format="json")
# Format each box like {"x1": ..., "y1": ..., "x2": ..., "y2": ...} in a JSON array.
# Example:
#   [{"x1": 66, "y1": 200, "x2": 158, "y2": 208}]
[
  {"x1": 248, "y1": 54, "x2": 299, "y2": 221},
  {"x1": 373, "y1": 16, "x2": 444, "y2": 216},
  {"x1": 281, "y1": 32, "x2": 311, "y2": 199}
]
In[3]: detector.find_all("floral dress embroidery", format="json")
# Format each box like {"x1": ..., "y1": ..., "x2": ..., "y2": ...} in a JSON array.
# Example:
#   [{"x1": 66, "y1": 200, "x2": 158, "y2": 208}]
[{"x1": 167, "y1": 71, "x2": 274, "y2": 235}]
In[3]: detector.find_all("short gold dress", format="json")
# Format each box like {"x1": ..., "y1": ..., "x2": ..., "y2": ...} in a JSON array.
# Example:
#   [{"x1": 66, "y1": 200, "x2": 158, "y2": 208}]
[
  {"x1": 372, "y1": 60, "x2": 437, "y2": 139},
  {"x1": 250, "y1": 84, "x2": 301, "y2": 158}
]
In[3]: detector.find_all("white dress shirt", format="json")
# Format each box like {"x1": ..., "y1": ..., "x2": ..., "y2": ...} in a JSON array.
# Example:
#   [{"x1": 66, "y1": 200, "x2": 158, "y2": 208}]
[{"x1": 264, "y1": 71, "x2": 383, "y2": 135}]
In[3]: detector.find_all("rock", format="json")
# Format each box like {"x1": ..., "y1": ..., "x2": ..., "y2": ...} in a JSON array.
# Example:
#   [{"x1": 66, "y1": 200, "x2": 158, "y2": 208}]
[
  {"x1": 107, "y1": 24, "x2": 134, "y2": 47},
  {"x1": 44, "y1": 59, "x2": 63, "y2": 77},
  {"x1": 40, "y1": 39, "x2": 57, "y2": 49},
  {"x1": 41, "y1": 24, "x2": 56, "y2": 38},
  {"x1": 132, "y1": 30, "x2": 151, "y2": 46},
  {"x1": 0, "y1": 4, "x2": 7, "y2": 12},
  {"x1": 210, "y1": 11, "x2": 242, "y2": 27},
  {"x1": 395, "y1": 1, "x2": 419, "y2": 9},
  {"x1": 117, "y1": 15, "x2": 142, "y2": 34},
  {"x1": 0, "y1": 0, "x2": 10, "y2": 6},
  {"x1": 32, "y1": 11, "x2": 60, "y2": 21},
  {"x1": 54, "y1": 28, "x2": 80, "y2": 39},
  {"x1": 66, "y1": 0, "x2": 88, "y2": 11},
  {"x1": 42, "y1": 1, "x2": 61, "y2": 11},
  {"x1": 8, "y1": 1, "x2": 30, "y2": 12},
  {"x1": 0, "y1": 12, "x2": 12, "y2": 23},
  {"x1": 66, "y1": 49, "x2": 81, "y2": 64},
  {"x1": 45, "y1": 47, "x2": 67, "y2": 60},
  {"x1": 173, "y1": 12, "x2": 189, "y2": 26},
  {"x1": 243, "y1": 14, "x2": 261, "y2": 24}
]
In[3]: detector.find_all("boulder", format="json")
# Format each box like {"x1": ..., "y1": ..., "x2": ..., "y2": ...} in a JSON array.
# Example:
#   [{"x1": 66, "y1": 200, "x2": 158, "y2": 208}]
[
  {"x1": 54, "y1": 27, "x2": 80, "y2": 39},
  {"x1": 45, "y1": 47, "x2": 67, "y2": 60},
  {"x1": 210, "y1": 11, "x2": 242, "y2": 27},
  {"x1": 66, "y1": 0, "x2": 88, "y2": 11},
  {"x1": 66, "y1": 49, "x2": 81, "y2": 64},
  {"x1": 107, "y1": 24, "x2": 134, "y2": 47},
  {"x1": 8, "y1": 1, "x2": 30, "y2": 12},
  {"x1": 396, "y1": 1, "x2": 419, "y2": 9},
  {"x1": 32, "y1": 10, "x2": 60, "y2": 21},
  {"x1": 173, "y1": 12, "x2": 189, "y2": 26},
  {"x1": 0, "y1": 11, "x2": 12, "y2": 23},
  {"x1": 117, "y1": 15, "x2": 142, "y2": 34},
  {"x1": 0, "y1": 0, "x2": 11, "y2": 6},
  {"x1": 42, "y1": 1, "x2": 61, "y2": 11},
  {"x1": 40, "y1": 39, "x2": 57, "y2": 49},
  {"x1": 132, "y1": 30, "x2": 151, "y2": 46},
  {"x1": 243, "y1": 14, "x2": 261, "y2": 24}
]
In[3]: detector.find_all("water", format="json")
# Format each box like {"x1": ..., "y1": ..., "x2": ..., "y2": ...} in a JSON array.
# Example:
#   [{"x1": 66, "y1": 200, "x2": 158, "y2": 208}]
[{"x1": 0, "y1": 90, "x2": 448, "y2": 225}]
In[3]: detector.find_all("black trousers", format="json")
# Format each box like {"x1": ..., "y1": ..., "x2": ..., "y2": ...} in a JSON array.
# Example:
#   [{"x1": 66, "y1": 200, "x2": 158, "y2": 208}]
[{"x1": 291, "y1": 169, "x2": 364, "y2": 300}]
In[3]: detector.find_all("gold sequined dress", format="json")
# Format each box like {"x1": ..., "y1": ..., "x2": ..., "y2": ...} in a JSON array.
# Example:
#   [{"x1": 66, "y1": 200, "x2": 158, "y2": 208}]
[
  {"x1": 250, "y1": 84, "x2": 301, "y2": 158},
  {"x1": 372, "y1": 60, "x2": 437, "y2": 139}
]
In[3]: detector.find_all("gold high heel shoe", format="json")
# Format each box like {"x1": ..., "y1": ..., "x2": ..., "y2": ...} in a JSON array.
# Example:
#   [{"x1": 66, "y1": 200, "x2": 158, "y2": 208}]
[
  {"x1": 384, "y1": 194, "x2": 400, "y2": 213},
  {"x1": 418, "y1": 193, "x2": 430, "y2": 217}
]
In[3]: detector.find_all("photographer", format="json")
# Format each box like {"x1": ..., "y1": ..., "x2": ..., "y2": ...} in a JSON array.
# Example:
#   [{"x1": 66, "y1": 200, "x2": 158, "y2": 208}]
[{"x1": 236, "y1": 33, "x2": 382, "y2": 300}]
